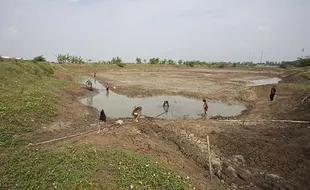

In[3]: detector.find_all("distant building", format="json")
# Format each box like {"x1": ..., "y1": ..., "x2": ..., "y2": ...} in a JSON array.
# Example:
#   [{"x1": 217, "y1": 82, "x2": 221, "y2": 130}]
[{"x1": 0, "y1": 55, "x2": 23, "y2": 60}]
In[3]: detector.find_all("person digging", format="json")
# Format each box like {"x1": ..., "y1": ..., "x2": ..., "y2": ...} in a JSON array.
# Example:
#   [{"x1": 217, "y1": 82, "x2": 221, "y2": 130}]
[{"x1": 132, "y1": 106, "x2": 142, "y2": 122}]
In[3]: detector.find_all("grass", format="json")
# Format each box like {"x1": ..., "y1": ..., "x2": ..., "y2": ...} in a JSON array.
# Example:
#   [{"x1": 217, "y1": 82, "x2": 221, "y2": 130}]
[
  {"x1": 0, "y1": 61, "x2": 67, "y2": 148},
  {"x1": 0, "y1": 144, "x2": 194, "y2": 190},
  {"x1": 288, "y1": 69, "x2": 310, "y2": 90},
  {"x1": 0, "y1": 60, "x2": 196, "y2": 189}
]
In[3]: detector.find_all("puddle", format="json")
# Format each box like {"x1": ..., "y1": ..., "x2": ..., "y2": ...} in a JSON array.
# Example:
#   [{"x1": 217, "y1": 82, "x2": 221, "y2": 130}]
[
  {"x1": 76, "y1": 76, "x2": 246, "y2": 119},
  {"x1": 248, "y1": 77, "x2": 281, "y2": 86}
]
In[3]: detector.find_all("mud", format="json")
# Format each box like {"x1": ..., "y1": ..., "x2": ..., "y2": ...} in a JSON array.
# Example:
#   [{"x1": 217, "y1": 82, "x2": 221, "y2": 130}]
[{"x1": 32, "y1": 65, "x2": 310, "y2": 190}]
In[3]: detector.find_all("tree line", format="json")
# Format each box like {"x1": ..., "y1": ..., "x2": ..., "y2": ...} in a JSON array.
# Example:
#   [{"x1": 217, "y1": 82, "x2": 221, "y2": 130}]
[{"x1": 21, "y1": 54, "x2": 310, "y2": 68}]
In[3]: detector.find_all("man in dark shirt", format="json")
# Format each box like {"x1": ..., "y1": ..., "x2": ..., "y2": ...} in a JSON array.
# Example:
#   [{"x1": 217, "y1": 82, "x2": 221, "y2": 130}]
[{"x1": 270, "y1": 85, "x2": 277, "y2": 101}]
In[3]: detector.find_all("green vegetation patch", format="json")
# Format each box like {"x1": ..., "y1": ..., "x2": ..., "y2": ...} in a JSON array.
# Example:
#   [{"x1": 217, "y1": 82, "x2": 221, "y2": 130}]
[
  {"x1": 0, "y1": 145, "x2": 193, "y2": 190},
  {"x1": 0, "y1": 61, "x2": 66, "y2": 147}
]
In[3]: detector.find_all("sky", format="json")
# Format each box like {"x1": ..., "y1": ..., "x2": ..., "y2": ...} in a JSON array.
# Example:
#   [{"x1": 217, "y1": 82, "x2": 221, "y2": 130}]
[{"x1": 0, "y1": 0, "x2": 309, "y2": 62}]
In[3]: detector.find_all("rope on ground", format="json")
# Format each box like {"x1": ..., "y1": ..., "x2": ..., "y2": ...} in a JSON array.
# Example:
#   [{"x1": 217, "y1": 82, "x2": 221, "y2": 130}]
[
  {"x1": 141, "y1": 111, "x2": 167, "y2": 119},
  {"x1": 29, "y1": 130, "x2": 97, "y2": 146},
  {"x1": 29, "y1": 123, "x2": 116, "y2": 146},
  {"x1": 154, "y1": 111, "x2": 168, "y2": 118}
]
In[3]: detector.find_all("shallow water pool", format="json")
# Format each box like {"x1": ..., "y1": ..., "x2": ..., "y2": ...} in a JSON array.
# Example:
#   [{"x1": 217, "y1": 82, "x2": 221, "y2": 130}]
[
  {"x1": 248, "y1": 77, "x2": 281, "y2": 86},
  {"x1": 76, "y1": 76, "x2": 246, "y2": 119}
]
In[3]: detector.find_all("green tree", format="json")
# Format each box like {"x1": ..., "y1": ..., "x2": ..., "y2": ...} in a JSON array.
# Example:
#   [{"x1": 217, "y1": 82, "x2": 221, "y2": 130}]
[
  {"x1": 33, "y1": 55, "x2": 46, "y2": 62},
  {"x1": 160, "y1": 59, "x2": 167, "y2": 65},
  {"x1": 167, "y1": 59, "x2": 175, "y2": 65},
  {"x1": 149, "y1": 58, "x2": 160, "y2": 64},
  {"x1": 136, "y1": 57, "x2": 142, "y2": 64},
  {"x1": 111, "y1": 56, "x2": 122, "y2": 64},
  {"x1": 56, "y1": 54, "x2": 66, "y2": 64}
]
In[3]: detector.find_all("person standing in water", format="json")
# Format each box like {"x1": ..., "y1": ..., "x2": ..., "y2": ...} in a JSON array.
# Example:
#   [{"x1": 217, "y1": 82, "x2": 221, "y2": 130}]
[
  {"x1": 203, "y1": 99, "x2": 208, "y2": 114},
  {"x1": 270, "y1": 85, "x2": 277, "y2": 101},
  {"x1": 105, "y1": 83, "x2": 109, "y2": 92},
  {"x1": 163, "y1": 100, "x2": 169, "y2": 112}
]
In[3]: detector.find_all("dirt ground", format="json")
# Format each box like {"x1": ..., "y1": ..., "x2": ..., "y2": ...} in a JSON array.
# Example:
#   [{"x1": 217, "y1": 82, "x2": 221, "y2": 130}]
[{"x1": 31, "y1": 65, "x2": 310, "y2": 190}]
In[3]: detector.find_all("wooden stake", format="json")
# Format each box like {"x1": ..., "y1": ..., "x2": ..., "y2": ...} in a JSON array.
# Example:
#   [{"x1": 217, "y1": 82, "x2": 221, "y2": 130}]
[{"x1": 207, "y1": 135, "x2": 212, "y2": 180}]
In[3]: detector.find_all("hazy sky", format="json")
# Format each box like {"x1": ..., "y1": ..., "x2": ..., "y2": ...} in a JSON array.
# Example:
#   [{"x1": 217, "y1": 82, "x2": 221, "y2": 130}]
[{"x1": 1, "y1": 0, "x2": 309, "y2": 62}]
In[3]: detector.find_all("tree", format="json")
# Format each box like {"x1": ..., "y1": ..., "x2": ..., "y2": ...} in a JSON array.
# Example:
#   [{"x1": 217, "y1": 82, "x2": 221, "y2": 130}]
[
  {"x1": 56, "y1": 54, "x2": 66, "y2": 63},
  {"x1": 111, "y1": 56, "x2": 124, "y2": 67},
  {"x1": 160, "y1": 59, "x2": 167, "y2": 65},
  {"x1": 167, "y1": 59, "x2": 175, "y2": 65},
  {"x1": 178, "y1": 60, "x2": 183, "y2": 65},
  {"x1": 149, "y1": 58, "x2": 160, "y2": 64},
  {"x1": 33, "y1": 55, "x2": 46, "y2": 62},
  {"x1": 111, "y1": 56, "x2": 122, "y2": 64},
  {"x1": 136, "y1": 57, "x2": 142, "y2": 64}
]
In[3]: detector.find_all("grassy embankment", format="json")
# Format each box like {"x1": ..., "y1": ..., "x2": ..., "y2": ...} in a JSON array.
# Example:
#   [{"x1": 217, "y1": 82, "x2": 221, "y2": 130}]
[{"x1": 0, "y1": 60, "x2": 194, "y2": 190}]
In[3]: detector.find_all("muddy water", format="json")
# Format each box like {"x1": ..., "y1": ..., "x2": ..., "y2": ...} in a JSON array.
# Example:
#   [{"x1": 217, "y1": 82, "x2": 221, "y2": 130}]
[
  {"x1": 76, "y1": 76, "x2": 246, "y2": 119},
  {"x1": 248, "y1": 77, "x2": 281, "y2": 86}
]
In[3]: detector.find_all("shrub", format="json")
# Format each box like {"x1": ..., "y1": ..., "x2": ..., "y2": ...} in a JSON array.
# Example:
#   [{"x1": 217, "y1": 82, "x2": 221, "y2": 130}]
[
  {"x1": 116, "y1": 62, "x2": 125, "y2": 67},
  {"x1": 33, "y1": 55, "x2": 46, "y2": 62},
  {"x1": 279, "y1": 63, "x2": 288, "y2": 68}
]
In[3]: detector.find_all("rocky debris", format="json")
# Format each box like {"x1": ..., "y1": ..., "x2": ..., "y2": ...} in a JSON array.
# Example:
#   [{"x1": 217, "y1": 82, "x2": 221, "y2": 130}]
[
  {"x1": 235, "y1": 168, "x2": 252, "y2": 181},
  {"x1": 232, "y1": 155, "x2": 245, "y2": 164},
  {"x1": 231, "y1": 183, "x2": 238, "y2": 189},
  {"x1": 90, "y1": 123, "x2": 97, "y2": 127},
  {"x1": 226, "y1": 166, "x2": 238, "y2": 178},
  {"x1": 265, "y1": 173, "x2": 282, "y2": 182},
  {"x1": 212, "y1": 159, "x2": 222, "y2": 178},
  {"x1": 115, "y1": 120, "x2": 124, "y2": 127}
]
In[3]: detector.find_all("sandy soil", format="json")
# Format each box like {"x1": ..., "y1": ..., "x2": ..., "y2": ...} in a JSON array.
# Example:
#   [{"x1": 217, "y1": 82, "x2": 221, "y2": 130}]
[{"x1": 31, "y1": 65, "x2": 310, "y2": 190}]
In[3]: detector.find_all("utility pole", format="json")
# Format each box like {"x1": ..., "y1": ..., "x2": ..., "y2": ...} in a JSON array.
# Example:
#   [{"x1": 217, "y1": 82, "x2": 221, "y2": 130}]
[{"x1": 260, "y1": 50, "x2": 263, "y2": 64}]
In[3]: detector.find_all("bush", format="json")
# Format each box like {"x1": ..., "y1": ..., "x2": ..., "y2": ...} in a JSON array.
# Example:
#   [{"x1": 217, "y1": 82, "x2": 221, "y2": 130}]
[
  {"x1": 279, "y1": 63, "x2": 288, "y2": 68},
  {"x1": 217, "y1": 64, "x2": 225, "y2": 68},
  {"x1": 33, "y1": 55, "x2": 46, "y2": 62},
  {"x1": 111, "y1": 57, "x2": 122, "y2": 65},
  {"x1": 188, "y1": 62, "x2": 194, "y2": 67},
  {"x1": 116, "y1": 62, "x2": 125, "y2": 67}
]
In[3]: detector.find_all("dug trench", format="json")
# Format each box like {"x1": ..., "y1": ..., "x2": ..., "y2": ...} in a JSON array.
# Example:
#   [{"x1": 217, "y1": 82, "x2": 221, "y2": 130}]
[{"x1": 28, "y1": 66, "x2": 310, "y2": 190}]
